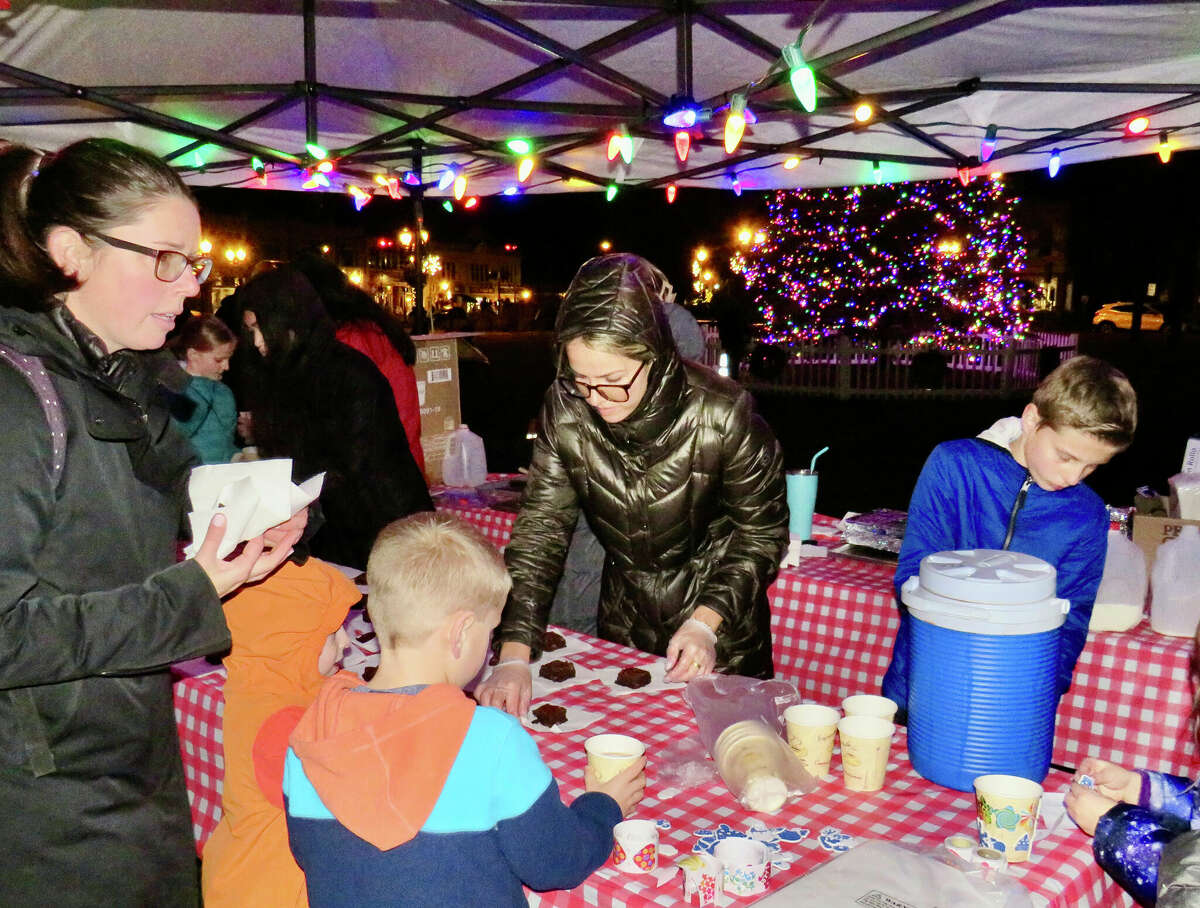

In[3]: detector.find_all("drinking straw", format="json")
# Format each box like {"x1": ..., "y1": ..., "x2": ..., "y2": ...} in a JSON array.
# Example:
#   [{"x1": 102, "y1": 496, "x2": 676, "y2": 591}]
[{"x1": 810, "y1": 446, "x2": 829, "y2": 472}]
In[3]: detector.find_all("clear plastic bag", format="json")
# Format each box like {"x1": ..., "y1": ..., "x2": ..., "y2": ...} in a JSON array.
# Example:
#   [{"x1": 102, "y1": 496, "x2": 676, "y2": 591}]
[{"x1": 683, "y1": 675, "x2": 818, "y2": 813}]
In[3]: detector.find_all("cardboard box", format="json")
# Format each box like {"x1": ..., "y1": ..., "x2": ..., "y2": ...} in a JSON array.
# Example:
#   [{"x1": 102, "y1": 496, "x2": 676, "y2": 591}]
[
  {"x1": 412, "y1": 335, "x2": 463, "y2": 483},
  {"x1": 1132, "y1": 513, "x2": 1200, "y2": 574}
]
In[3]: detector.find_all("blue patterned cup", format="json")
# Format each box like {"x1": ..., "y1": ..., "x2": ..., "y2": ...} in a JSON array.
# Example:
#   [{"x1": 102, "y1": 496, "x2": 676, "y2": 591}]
[
  {"x1": 714, "y1": 838, "x2": 771, "y2": 897},
  {"x1": 973, "y1": 774, "x2": 1042, "y2": 863}
]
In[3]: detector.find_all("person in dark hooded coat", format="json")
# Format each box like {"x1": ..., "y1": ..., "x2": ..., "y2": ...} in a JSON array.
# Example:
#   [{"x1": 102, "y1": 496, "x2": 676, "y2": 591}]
[
  {"x1": 476, "y1": 254, "x2": 787, "y2": 717},
  {"x1": 236, "y1": 266, "x2": 433, "y2": 570}
]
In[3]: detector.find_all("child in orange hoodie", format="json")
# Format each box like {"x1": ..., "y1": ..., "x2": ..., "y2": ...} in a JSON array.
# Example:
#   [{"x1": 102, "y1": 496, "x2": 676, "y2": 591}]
[
  {"x1": 283, "y1": 512, "x2": 646, "y2": 907},
  {"x1": 201, "y1": 557, "x2": 362, "y2": 907}
]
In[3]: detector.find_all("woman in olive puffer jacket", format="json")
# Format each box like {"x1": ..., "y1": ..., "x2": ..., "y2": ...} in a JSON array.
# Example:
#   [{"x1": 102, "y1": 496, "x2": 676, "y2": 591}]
[{"x1": 477, "y1": 254, "x2": 788, "y2": 717}]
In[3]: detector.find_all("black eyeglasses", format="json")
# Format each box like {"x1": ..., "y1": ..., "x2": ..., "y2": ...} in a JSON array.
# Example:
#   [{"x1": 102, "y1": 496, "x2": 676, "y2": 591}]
[
  {"x1": 559, "y1": 359, "x2": 647, "y2": 402},
  {"x1": 92, "y1": 233, "x2": 213, "y2": 284}
]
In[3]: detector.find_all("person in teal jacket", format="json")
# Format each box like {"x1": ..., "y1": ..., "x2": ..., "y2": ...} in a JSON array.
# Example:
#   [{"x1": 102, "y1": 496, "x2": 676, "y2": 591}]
[{"x1": 170, "y1": 314, "x2": 240, "y2": 463}]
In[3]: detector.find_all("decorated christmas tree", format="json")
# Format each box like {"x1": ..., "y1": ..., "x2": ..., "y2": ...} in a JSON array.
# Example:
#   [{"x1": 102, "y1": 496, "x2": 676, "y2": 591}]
[{"x1": 735, "y1": 176, "x2": 1036, "y2": 350}]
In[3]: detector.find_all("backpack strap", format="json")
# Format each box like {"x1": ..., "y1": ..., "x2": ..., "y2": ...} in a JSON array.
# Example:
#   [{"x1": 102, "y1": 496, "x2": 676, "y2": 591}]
[{"x1": 0, "y1": 342, "x2": 66, "y2": 486}]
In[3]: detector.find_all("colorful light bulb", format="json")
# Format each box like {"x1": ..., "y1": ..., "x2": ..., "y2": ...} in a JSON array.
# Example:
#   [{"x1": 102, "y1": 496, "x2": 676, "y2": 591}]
[
  {"x1": 506, "y1": 137, "x2": 532, "y2": 155},
  {"x1": 1126, "y1": 116, "x2": 1150, "y2": 135},
  {"x1": 1158, "y1": 132, "x2": 1172, "y2": 164},
  {"x1": 666, "y1": 183, "x2": 677, "y2": 204},
  {"x1": 453, "y1": 174, "x2": 467, "y2": 200},
  {"x1": 724, "y1": 94, "x2": 747, "y2": 154},
  {"x1": 782, "y1": 40, "x2": 817, "y2": 113},
  {"x1": 980, "y1": 124, "x2": 998, "y2": 163},
  {"x1": 605, "y1": 183, "x2": 618, "y2": 202},
  {"x1": 1047, "y1": 149, "x2": 1061, "y2": 178},
  {"x1": 674, "y1": 130, "x2": 691, "y2": 163},
  {"x1": 518, "y1": 157, "x2": 535, "y2": 183}
]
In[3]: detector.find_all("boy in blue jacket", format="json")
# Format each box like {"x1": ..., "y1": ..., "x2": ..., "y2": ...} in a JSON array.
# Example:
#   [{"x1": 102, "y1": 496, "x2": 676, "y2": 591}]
[
  {"x1": 282, "y1": 512, "x2": 645, "y2": 907},
  {"x1": 882, "y1": 356, "x2": 1137, "y2": 716}
]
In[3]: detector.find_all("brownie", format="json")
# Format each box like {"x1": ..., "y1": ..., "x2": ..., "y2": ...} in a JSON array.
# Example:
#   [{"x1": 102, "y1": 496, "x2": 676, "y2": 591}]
[
  {"x1": 542, "y1": 630, "x2": 567, "y2": 652},
  {"x1": 531, "y1": 703, "x2": 568, "y2": 727},
  {"x1": 538, "y1": 659, "x2": 576, "y2": 682},
  {"x1": 615, "y1": 666, "x2": 653, "y2": 689}
]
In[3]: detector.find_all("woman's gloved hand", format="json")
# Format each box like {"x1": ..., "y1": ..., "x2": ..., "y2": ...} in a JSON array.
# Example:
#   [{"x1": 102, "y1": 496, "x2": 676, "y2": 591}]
[
  {"x1": 665, "y1": 616, "x2": 718, "y2": 682},
  {"x1": 475, "y1": 657, "x2": 532, "y2": 718}
]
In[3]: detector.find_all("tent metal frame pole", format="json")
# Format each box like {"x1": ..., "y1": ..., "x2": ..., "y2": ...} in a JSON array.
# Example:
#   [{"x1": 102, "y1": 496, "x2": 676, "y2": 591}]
[
  {"x1": 992, "y1": 90, "x2": 1200, "y2": 160},
  {"x1": 0, "y1": 83, "x2": 293, "y2": 100},
  {"x1": 164, "y1": 92, "x2": 302, "y2": 162},
  {"x1": 678, "y1": 6, "x2": 693, "y2": 99},
  {"x1": 330, "y1": 10, "x2": 672, "y2": 159},
  {"x1": 303, "y1": 0, "x2": 319, "y2": 151},
  {"x1": 437, "y1": 0, "x2": 668, "y2": 105},
  {"x1": 411, "y1": 144, "x2": 426, "y2": 316},
  {"x1": 0, "y1": 62, "x2": 303, "y2": 165}
]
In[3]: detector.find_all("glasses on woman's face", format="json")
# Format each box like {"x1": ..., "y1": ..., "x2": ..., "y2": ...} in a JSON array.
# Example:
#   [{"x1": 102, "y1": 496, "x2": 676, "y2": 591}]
[
  {"x1": 559, "y1": 359, "x2": 647, "y2": 402},
  {"x1": 92, "y1": 233, "x2": 213, "y2": 284}
]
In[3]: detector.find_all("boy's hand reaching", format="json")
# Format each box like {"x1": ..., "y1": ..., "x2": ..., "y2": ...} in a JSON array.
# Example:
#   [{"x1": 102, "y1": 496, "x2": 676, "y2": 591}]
[{"x1": 586, "y1": 756, "x2": 647, "y2": 818}]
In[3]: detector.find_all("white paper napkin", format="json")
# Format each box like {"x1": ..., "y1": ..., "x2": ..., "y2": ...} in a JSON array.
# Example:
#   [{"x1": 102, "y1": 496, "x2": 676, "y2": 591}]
[
  {"x1": 530, "y1": 661, "x2": 603, "y2": 700},
  {"x1": 183, "y1": 459, "x2": 324, "y2": 559}
]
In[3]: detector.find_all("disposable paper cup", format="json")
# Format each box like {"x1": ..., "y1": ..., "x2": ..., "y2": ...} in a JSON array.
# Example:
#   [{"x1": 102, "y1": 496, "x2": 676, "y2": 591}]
[
  {"x1": 973, "y1": 774, "x2": 1043, "y2": 863},
  {"x1": 837, "y1": 715, "x2": 894, "y2": 792},
  {"x1": 714, "y1": 838, "x2": 771, "y2": 897},
  {"x1": 679, "y1": 853, "x2": 722, "y2": 905},
  {"x1": 841, "y1": 694, "x2": 899, "y2": 722},
  {"x1": 783, "y1": 704, "x2": 840, "y2": 778},
  {"x1": 611, "y1": 819, "x2": 658, "y2": 874},
  {"x1": 585, "y1": 733, "x2": 644, "y2": 783}
]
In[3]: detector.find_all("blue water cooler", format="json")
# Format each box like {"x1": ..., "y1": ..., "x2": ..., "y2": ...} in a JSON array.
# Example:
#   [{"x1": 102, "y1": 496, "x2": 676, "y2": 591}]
[{"x1": 902, "y1": 549, "x2": 1069, "y2": 792}]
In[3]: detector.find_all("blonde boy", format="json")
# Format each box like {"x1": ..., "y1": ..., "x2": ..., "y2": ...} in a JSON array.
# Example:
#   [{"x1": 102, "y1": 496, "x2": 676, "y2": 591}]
[
  {"x1": 883, "y1": 356, "x2": 1138, "y2": 714},
  {"x1": 282, "y1": 513, "x2": 644, "y2": 907}
]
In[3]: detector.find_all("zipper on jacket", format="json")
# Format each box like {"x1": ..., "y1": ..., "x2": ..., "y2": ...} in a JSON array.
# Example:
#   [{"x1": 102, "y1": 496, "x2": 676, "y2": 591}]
[{"x1": 1002, "y1": 474, "x2": 1034, "y2": 550}]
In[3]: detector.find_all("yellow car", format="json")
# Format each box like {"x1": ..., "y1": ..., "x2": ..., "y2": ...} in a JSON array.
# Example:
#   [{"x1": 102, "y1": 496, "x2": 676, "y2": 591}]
[{"x1": 1092, "y1": 302, "x2": 1165, "y2": 331}]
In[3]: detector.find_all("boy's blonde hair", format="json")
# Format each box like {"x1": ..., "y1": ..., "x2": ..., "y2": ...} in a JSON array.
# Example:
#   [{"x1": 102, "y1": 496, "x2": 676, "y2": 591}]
[
  {"x1": 366, "y1": 512, "x2": 512, "y2": 648},
  {"x1": 1032, "y1": 355, "x2": 1137, "y2": 450}
]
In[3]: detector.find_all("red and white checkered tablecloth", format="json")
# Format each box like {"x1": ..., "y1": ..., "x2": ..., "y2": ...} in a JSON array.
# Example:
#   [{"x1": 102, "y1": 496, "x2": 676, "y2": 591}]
[
  {"x1": 440, "y1": 502, "x2": 1199, "y2": 779},
  {"x1": 173, "y1": 627, "x2": 1131, "y2": 907}
]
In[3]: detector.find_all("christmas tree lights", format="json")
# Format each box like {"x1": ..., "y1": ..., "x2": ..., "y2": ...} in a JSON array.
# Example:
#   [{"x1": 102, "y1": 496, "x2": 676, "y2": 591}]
[{"x1": 738, "y1": 178, "x2": 1036, "y2": 350}]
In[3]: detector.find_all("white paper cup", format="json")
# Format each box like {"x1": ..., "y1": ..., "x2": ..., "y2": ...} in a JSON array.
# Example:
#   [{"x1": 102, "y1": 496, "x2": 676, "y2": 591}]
[
  {"x1": 611, "y1": 819, "x2": 658, "y2": 873},
  {"x1": 783, "y1": 704, "x2": 840, "y2": 778},
  {"x1": 973, "y1": 774, "x2": 1042, "y2": 863},
  {"x1": 837, "y1": 715, "x2": 894, "y2": 792},
  {"x1": 714, "y1": 838, "x2": 771, "y2": 897},
  {"x1": 841, "y1": 694, "x2": 899, "y2": 722},
  {"x1": 679, "y1": 853, "x2": 722, "y2": 905},
  {"x1": 585, "y1": 733, "x2": 645, "y2": 783}
]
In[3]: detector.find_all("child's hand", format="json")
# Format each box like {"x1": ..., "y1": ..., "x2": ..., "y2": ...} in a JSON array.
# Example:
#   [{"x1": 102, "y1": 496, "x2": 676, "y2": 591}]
[
  {"x1": 587, "y1": 756, "x2": 647, "y2": 818},
  {"x1": 1066, "y1": 783, "x2": 1119, "y2": 836},
  {"x1": 1076, "y1": 758, "x2": 1141, "y2": 804}
]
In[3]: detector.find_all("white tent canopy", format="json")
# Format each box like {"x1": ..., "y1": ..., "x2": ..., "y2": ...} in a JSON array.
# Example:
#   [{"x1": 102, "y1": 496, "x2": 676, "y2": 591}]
[{"x1": 2, "y1": 1, "x2": 1199, "y2": 200}]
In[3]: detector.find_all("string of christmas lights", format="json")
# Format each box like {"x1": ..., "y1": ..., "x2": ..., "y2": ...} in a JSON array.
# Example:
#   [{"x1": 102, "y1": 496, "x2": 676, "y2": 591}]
[{"x1": 737, "y1": 177, "x2": 1036, "y2": 351}]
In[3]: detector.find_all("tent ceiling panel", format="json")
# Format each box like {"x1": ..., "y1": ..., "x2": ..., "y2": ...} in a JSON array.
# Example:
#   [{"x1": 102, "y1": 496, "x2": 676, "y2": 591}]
[{"x1": 1, "y1": 1, "x2": 1199, "y2": 199}]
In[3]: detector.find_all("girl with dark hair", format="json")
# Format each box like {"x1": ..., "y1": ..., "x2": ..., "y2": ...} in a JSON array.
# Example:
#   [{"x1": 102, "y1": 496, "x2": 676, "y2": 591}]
[
  {"x1": 0, "y1": 138, "x2": 302, "y2": 907},
  {"x1": 293, "y1": 253, "x2": 426, "y2": 473},
  {"x1": 168, "y1": 313, "x2": 240, "y2": 463},
  {"x1": 236, "y1": 265, "x2": 433, "y2": 569}
]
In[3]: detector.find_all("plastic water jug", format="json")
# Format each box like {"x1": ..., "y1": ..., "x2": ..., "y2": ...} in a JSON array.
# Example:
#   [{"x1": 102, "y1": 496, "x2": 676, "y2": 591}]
[
  {"x1": 1090, "y1": 530, "x2": 1148, "y2": 632},
  {"x1": 903, "y1": 549, "x2": 1069, "y2": 792},
  {"x1": 442, "y1": 424, "x2": 487, "y2": 488},
  {"x1": 1149, "y1": 525, "x2": 1200, "y2": 637}
]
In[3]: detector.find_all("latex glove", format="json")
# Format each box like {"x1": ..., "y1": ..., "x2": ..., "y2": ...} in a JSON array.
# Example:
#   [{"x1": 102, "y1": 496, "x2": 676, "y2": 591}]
[
  {"x1": 665, "y1": 617, "x2": 718, "y2": 682},
  {"x1": 475, "y1": 660, "x2": 532, "y2": 718},
  {"x1": 1066, "y1": 783, "x2": 1119, "y2": 836}
]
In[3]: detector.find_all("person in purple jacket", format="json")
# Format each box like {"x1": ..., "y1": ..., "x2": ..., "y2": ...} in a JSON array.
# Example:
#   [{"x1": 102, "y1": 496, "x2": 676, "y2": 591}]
[{"x1": 882, "y1": 356, "x2": 1138, "y2": 718}]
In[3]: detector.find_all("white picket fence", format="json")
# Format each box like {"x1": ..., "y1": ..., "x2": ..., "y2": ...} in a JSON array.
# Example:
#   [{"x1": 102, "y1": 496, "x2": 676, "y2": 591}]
[{"x1": 699, "y1": 328, "x2": 1078, "y2": 398}]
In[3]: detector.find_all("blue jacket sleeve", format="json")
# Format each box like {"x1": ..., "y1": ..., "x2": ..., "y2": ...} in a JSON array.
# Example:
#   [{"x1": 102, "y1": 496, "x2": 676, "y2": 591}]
[{"x1": 1051, "y1": 498, "x2": 1108, "y2": 694}]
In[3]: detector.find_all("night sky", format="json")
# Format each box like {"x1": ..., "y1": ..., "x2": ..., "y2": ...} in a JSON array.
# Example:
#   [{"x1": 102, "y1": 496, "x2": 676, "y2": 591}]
[{"x1": 195, "y1": 148, "x2": 1200, "y2": 320}]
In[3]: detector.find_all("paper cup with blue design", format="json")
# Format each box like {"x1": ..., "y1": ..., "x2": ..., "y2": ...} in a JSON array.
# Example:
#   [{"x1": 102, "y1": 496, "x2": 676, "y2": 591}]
[
  {"x1": 714, "y1": 838, "x2": 771, "y2": 897},
  {"x1": 973, "y1": 774, "x2": 1042, "y2": 863}
]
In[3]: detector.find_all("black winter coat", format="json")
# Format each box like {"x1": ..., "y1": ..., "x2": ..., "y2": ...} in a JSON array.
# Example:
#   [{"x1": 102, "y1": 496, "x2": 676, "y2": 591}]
[
  {"x1": 497, "y1": 255, "x2": 788, "y2": 676},
  {"x1": 0, "y1": 304, "x2": 229, "y2": 907}
]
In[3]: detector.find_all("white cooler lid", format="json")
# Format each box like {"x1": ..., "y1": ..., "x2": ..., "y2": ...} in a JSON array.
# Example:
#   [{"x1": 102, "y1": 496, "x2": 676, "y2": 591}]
[{"x1": 918, "y1": 549, "x2": 1057, "y2": 604}]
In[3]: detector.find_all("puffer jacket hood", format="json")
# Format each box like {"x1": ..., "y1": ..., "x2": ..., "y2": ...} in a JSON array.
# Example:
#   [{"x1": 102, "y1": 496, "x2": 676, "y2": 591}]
[{"x1": 555, "y1": 253, "x2": 686, "y2": 448}]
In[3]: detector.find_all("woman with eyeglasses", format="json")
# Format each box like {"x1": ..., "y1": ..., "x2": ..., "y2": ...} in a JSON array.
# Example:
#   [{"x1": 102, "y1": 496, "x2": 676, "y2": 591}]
[
  {"x1": 476, "y1": 254, "x2": 788, "y2": 718},
  {"x1": 0, "y1": 138, "x2": 303, "y2": 906}
]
